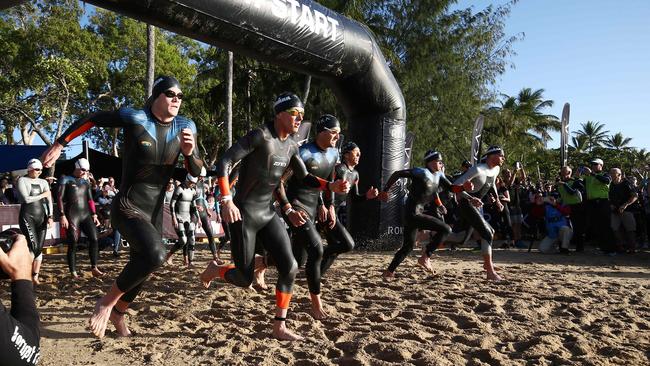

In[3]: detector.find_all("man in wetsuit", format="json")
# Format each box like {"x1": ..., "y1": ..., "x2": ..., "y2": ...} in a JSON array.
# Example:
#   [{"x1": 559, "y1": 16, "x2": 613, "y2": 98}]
[
  {"x1": 195, "y1": 167, "x2": 220, "y2": 262},
  {"x1": 57, "y1": 158, "x2": 102, "y2": 279},
  {"x1": 0, "y1": 229, "x2": 41, "y2": 366},
  {"x1": 453, "y1": 145, "x2": 505, "y2": 281},
  {"x1": 200, "y1": 93, "x2": 348, "y2": 340},
  {"x1": 16, "y1": 159, "x2": 53, "y2": 285},
  {"x1": 275, "y1": 114, "x2": 359, "y2": 320},
  {"x1": 41, "y1": 76, "x2": 202, "y2": 338},
  {"x1": 378, "y1": 150, "x2": 453, "y2": 278},
  {"x1": 165, "y1": 174, "x2": 199, "y2": 267}
]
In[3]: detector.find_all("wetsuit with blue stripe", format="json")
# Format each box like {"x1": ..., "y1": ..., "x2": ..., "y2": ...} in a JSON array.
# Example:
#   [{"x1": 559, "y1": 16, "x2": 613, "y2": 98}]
[{"x1": 56, "y1": 108, "x2": 202, "y2": 303}]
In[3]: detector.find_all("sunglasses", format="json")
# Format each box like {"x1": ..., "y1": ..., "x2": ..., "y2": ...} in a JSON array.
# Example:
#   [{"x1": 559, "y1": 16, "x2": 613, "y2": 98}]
[
  {"x1": 163, "y1": 90, "x2": 184, "y2": 100},
  {"x1": 285, "y1": 108, "x2": 304, "y2": 117}
]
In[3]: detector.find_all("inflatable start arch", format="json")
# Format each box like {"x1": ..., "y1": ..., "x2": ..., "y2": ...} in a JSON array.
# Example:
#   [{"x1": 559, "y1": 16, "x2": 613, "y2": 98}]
[{"x1": 4, "y1": 0, "x2": 407, "y2": 245}]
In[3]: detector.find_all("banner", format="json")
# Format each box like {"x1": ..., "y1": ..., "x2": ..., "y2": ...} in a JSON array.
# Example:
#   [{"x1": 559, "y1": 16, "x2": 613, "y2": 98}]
[
  {"x1": 470, "y1": 115, "x2": 484, "y2": 165},
  {"x1": 560, "y1": 103, "x2": 570, "y2": 167}
]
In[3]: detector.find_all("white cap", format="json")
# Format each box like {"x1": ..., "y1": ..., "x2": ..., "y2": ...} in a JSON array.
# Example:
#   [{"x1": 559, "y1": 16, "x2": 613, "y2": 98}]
[
  {"x1": 27, "y1": 158, "x2": 43, "y2": 170},
  {"x1": 186, "y1": 173, "x2": 198, "y2": 183},
  {"x1": 200, "y1": 166, "x2": 207, "y2": 177},
  {"x1": 75, "y1": 158, "x2": 90, "y2": 170},
  {"x1": 590, "y1": 158, "x2": 604, "y2": 165}
]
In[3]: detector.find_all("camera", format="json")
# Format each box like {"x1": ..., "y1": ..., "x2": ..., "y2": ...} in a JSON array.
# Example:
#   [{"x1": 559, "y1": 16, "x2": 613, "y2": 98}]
[{"x1": 0, "y1": 228, "x2": 21, "y2": 279}]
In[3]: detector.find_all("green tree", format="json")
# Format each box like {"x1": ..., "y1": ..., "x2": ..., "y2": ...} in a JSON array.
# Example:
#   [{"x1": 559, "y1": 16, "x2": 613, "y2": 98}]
[{"x1": 574, "y1": 121, "x2": 609, "y2": 152}]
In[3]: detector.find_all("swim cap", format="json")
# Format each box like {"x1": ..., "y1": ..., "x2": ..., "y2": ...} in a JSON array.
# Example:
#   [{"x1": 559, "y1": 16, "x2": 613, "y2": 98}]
[
  {"x1": 186, "y1": 173, "x2": 198, "y2": 183},
  {"x1": 424, "y1": 150, "x2": 442, "y2": 163},
  {"x1": 342, "y1": 142, "x2": 359, "y2": 154},
  {"x1": 145, "y1": 76, "x2": 181, "y2": 106},
  {"x1": 27, "y1": 158, "x2": 43, "y2": 171},
  {"x1": 273, "y1": 92, "x2": 303, "y2": 115},
  {"x1": 315, "y1": 114, "x2": 341, "y2": 133},
  {"x1": 484, "y1": 145, "x2": 504, "y2": 157},
  {"x1": 75, "y1": 158, "x2": 90, "y2": 170}
]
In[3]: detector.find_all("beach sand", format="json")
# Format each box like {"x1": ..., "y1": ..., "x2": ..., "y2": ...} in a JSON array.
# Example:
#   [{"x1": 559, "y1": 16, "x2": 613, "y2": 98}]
[{"x1": 25, "y1": 244, "x2": 650, "y2": 365}]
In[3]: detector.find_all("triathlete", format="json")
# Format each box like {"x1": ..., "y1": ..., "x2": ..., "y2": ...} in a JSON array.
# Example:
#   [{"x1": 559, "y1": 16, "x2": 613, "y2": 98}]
[
  {"x1": 200, "y1": 93, "x2": 348, "y2": 341},
  {"x1": 165, "y1": 174, "x2": 199, "y2": 267},
  {"x1": 378, "y1": 150, "x2": 452, "y2": 278},
  {"x1": 57, "y1": 158, "x2": 102, "y2": 279},
  {"x1": 16, "y1": 159, "x2": 53, "y2": 285},
  {"x1": 275, "y1": 114, "x2": 350, "y2": 320},
  {"x1": 452, "y1": 145, "x2": 505, "y2": 281},
  {"x1": 195, "y1": 167, "x2": 220, "y2": 262},
  {"x1": 41, "y1": 76, "x2": 203, "y2": 338}
]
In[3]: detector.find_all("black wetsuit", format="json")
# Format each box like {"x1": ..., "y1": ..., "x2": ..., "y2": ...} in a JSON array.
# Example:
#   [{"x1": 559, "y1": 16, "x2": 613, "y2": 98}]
[
  {"x1": 383, "y1": 168, "x2": 453, "y2": 272},
  {"x1": 57, "y1": 175, "x2": 99, "y2": 274},
  {"x1": 195, "y1": 179, "x2": 217, "y2": 256},
  {"x1": 169, "y1": 183, "x2": 198, "y2": 262},
  {"x1": 16, "y1": 177, "x2": 52, "y2": 261},
  {"x1": 453, "y1": 163, "x2": 501, "y2": 254},
  {"x1": 56, "y1": 108, "x2": 202, "y2": 303},
  {"x1": 216, "y1": 121, "x2": 329, "y2": 309},
  {"x1": 276, "y1": 141, "x2": 339, "y2": 296},
  {"x1": 320, "y1": 163, "x2": 359, "y2": 274},
  {"x1": 0, "y1": 229, "x2": 41, "y2": 366}
]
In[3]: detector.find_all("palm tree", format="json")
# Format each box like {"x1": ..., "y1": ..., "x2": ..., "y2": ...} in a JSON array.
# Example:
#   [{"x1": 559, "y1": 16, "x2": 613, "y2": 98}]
[
  {"x1": 605, "y1": 132, "x2": 633, "y2": 150},
  {"x1": 574, "y1": 121, "x2": 609, "y2": 152},
  {"x1": 570, "y1": 134, "x2": 589, "y2": 154}
]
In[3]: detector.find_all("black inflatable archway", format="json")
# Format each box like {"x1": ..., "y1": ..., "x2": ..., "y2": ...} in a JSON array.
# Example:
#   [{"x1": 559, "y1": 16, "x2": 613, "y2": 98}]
[{"x1": 5, "y1": 0, "x2": 407, "y2": 244}]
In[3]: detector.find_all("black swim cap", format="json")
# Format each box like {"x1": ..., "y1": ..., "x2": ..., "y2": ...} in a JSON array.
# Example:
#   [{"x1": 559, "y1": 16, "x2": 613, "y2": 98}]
[
  {"x1": 315, "y1": 114, "x2": 341, "y2": 133},
  {"x1": 342, "y1": 142, "x2": 359, "y2": 154},
  {"x1": 273, "y1": 92, "x2": 304, "y2": 115},
  {"x1": 145, "y1": 76, "x2": 181, "y2": 107},
  {"x1": 484, "y1": 145, "x2": 504, "y2": 157},
  {"x1": 424, "y1": 149, "x2": 442, "y2": 162}
]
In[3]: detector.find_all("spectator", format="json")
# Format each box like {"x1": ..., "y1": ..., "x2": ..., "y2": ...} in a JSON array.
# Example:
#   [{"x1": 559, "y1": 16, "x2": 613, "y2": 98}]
[
  {"x1": 106, "y1": 177, "x2": 118, "y2": 198},
  {"x1": 557, "y1": 166, "x2": 586, "y2": 251},
  {"x1": 609, "y1": 168, "x2": 638, "y2": 253},
  {"x1": 583, "y1": 158, "x2": 614, "y2": 252},
  {"x1": 97, "y1": 183, "x2": 114, "y2": 207},
  {"x1": 163, "y1": 179, "x2": 176, "y2": 205},
  {"x1": 0, "y1": 228, "x2": 41, "y2": 365},
  {"x1": 538, "y1": 192, "x2": 572, "y2": 254},
  {"x1": 0, "y1": 177, "x2": 17, "y2": 205}
]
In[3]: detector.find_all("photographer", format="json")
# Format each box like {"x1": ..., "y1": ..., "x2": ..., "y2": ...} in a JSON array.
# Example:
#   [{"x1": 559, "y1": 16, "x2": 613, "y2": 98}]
[{"x1": 0, "y1": 228, "x2": 41, "y2": 365}]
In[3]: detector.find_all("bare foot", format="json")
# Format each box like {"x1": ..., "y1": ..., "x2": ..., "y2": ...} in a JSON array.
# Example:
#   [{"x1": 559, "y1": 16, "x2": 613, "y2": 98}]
[
  {"x1": 484, "y1": 263, "x2": 502, "y2": 272},
  {"x1": 311, "y1": 304, "x2": 328, "y2": 320},
  {"x1": 89, "y1": 299, "x2": 113, "y2": 338},
  {"x1": 200, "y1": 260, "x2": 220, "y2": 288},
  {"x1": 165, "y1": 255, "x2": 173, "y2": 266},
  {"x1": 417, "y1": 256, "x2": 435, "y2": 275},
  {"x1": 92, "y1": 267, "x2": 104, "y2": 277},
  {"x1": 272, "y1": 324, "x2": 304, "y2": 341},
  {"x1": 71, "y1": 271, "x2": 79, "y2": 279},
  {"x1": 32, "y1": 274, "x2": 40, "y2": 285},
  {"x1": 253, "y1": 256, "x2": 268, "y2": 290},
  {"x1": 486, "y1": 271, "x2": 504, "y2": 281},
  {"x1": 382, "y1": 270, "x2": 395, "y2": 282},
  {"x1": 109, "y1": 310, "x2": 132, "y2": 337},
  {"x1": 212, "y1": 255, "x2": 225, "y2": 265}
]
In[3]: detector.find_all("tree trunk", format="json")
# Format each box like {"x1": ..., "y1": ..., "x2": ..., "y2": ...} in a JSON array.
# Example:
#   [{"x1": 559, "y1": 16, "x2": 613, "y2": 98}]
[
  {"x1": 303, "y1": 75, "x2": 312, "y2": 104},
  {"x1": 226, "y1": 51, "x2": 234, "y2": 148},
  {"x1": 146, "y1": 24, "x2": 156, "y2": 96}
]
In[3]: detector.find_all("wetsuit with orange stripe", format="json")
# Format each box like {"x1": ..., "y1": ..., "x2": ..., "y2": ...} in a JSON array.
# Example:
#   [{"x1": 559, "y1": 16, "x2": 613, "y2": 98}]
[
  {"x1": 383, "y1": 167, "x2": 453, "y2": 273},
  {"x1": 56, "y1": 108, "x2": 202, "y2": 302},
  {"x1": 58, "y1": 175, "x2": 99, "y2": 275},
  {"x1": 215, "y1": 121, "x2": 331, "y2": 311}
]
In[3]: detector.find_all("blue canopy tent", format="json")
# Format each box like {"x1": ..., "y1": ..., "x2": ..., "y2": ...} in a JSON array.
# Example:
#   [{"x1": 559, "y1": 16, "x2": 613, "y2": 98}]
[{"x1": 0, "y1": 145, "x2": 49, "y2": 173}]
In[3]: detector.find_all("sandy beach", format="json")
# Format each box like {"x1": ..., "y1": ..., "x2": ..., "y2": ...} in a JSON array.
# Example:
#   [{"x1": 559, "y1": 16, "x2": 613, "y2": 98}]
[{"x1": 17, "y1": 243, "x2": 650, "y2": 365}]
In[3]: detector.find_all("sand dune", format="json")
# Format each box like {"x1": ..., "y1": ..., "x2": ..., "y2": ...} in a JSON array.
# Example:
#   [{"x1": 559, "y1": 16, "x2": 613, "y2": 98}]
[{"x1": 26, "y1": 244, "x2": 650, "y2": 365}]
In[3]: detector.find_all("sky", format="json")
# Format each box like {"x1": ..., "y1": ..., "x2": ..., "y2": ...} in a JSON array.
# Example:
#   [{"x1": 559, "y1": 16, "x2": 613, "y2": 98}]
[
  {"x1": 456, "y1": 0, "x2": 650, "y2": 149},
  {"x1": 16, "y1": 0, "x2": 650, "y2": 156}
]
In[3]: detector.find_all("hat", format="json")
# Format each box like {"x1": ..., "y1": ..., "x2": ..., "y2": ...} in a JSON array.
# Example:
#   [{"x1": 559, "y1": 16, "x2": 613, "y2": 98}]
[
  {"x1": 75, "y1": 158, "x2": 90, "y2": 170},
  {"x1": 484, "y1": 145, "x2": 504, "y2": 157},
  {"x1": 590, "y1": 158, "x2": 604, "y2": 165},
  {"x1": 186, "y1": 173, "x2": 198, "y2": 183},
  {"x1": 27, "y1": 158, "x2": 43, "y2": 171},
  {"x1": 424, "y1": 150, "x2": 442, "y2": 163},
  {"x1": 273, "y1": 92, "x2": 303, "y2": 115},
  {"x1": 145, "y1": 76, "x2": 181, "y2": 107},
  {"x1": 342, "y1": 142, "x2": 359, "y2": 154},
  {"x1": 315, "y1": 114, "x2": 341, "y2": 133}
]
